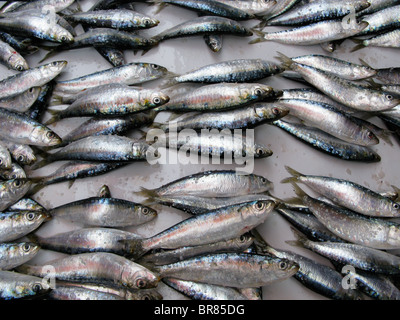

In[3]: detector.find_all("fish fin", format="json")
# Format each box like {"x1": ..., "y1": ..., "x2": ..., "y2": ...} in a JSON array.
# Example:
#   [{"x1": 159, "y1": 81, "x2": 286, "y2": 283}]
[
  {"x1": 26, "y1": 182, "x2": 45, "y2": 196},
  {"x1": 38, "y1": 47, "x2": 60, "y2": 63},
  {"x1": 98, "y1": 185, "x2": 111, "y2": 198},
  {"x1": 274, "y1": 52, "x2": 294, "y2": 71},
  {"x1": 118, "y1": 238, "x2": 148, "y2": 260},
  {"x1": 44, "y1": 109, "x2": 62, "y2": 125},
  {"x1": 29, "y1": 158, "x2": 50, "y2": 171},
  {"x1": 159, "y1": 72, "x2": 180, "y2": 89},
  {"x1": 291, "y1": 182, "x2": 308, "y2": 200},
  {"x1": 280, "y1": 165, "x2": 303, "y2": 183},
  {"x1": 67, "y1": 179, "x2": 76, "y2": 189},
  {"x1": 350, "y1": 39, "x2": 366, "y2": 52},
  {"x1": 391, "y1": 185, "x2": 400, "y2": 202},
  {"x1": 358, "y1": 58, "x2": 375, "y2": 70},
  {"x1": 135, "y1": 186, "x2": 159, "y2": 201},
  {"x1": 285, "y1": 226, "x2": 310, "y2": 248},
  {"x1": 248, "y1": 29, "x2": 267, "y2": 44},
  {"x1": 364, "y1": 78, "x2": 382, "y2": 90}
]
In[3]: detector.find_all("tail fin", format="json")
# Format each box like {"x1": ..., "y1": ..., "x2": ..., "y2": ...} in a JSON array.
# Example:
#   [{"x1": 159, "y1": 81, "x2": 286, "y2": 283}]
[
  {"x1": 135, "y1": 186, "x2": 159, "y2": 201},
  {"x1": 280, "y1": 165, "x2": 303, "y2": 184},
  {"x1": 274, "y1": 52, "x2": 294, "y2": 71},
  {"x1": 27, "y1": 180, "x2": 46, "y2": 196},
  {"x1": 248, "y1": 29, "x2": 267, "y2": 44},
  {"x1": 44, "y1": 109, "x2": 62, "y2": 125},
  {"x1": 350, "y1": 39, "x2": 366, "y2": 52},
  {"x1": 159, "y1": 72, "x2": 180, "y2": 89},
  {"x1": 285, "y1": 226, "x2": 311, "y2": 248},
  {"x1": 119, "y1": 238, "x2": 149, "y2": 260}
]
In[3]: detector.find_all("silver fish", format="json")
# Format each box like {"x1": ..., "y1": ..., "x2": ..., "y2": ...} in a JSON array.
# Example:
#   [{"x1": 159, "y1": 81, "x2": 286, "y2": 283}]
[
  {"x1": 137, "y1": 170, "x2": 273, "y2": 199},
  {"x1": 163, "y1": 277, "x2": 249, "y2": 300},
  {"x1": 0, "y1": 60, "x2": 67, "y2": 100},
  {"x1": 276, "y1": 53, "x2": 399, "y2": 112},
  {"x1": 0, "y1": 38, "x2": 28, "y2": 71},
  {"x1": 282, "y1": 166, "x2": 400, "y2": 218},
  {"x1": 153, "y1": 252, "x2": 299, "y2": 288},
  {"x1": 352, "y1": 29, "x2": 400, "y2": 51},
  {"x1": 17, "y1": 252, "x2": 160, "y2": 289},
  {"x1": 29, "y1": 228, "x2": 141, "y2": 255},
  {"x1": 121, "y1": 200, "x2": 276, "y2": 259}
]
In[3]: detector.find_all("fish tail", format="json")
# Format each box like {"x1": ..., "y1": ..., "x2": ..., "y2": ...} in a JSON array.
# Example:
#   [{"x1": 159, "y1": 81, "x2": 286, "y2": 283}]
[
  {"x1": 44, "y1": 109, "x2": 62, "y2": 125},
  {"x1": 281, "y1": 165, "x2": 303, "y2": 184},
  {"x1": 160, "y1": 72, "x2": 180, "y2": 88},
  {"x1": 29, "y1": 158, "x2": 51, "y2": 171},
  {"x1": 274, "y1": 52, "x2": 294, "y2": 71},
  {"x1": 38, "y1": 47, "x2": 59, "y2": 63},
  {"x1": 119, "y1": 238, "x2": 148, "y2": 260},
  {"x1": 285, "y1": 226, "x2": 310, "y2": 248},
  {"x1": 350, "y1": 39, "x2": 366, "y2": 52},
  {"x1": 28, "y1": 182, "x2": 46, "y2": 196},
  {"x1": 135, "y1": 186, "x2": 159, "y2": 201},
  {"x1": 291, "y1": 182, "x2": 308, "y2": 200},
  {"x1": 248, "y1": 29, "x2": 267, "y2": 44}
]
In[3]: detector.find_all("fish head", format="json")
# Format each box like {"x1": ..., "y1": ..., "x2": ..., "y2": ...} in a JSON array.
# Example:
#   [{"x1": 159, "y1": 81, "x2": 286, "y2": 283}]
[
  {"x1": 148, "y1": 63, "x2": 169, "y2": 77},
  {"x1": 6, "y1": 178, "x2": 31, "y2": 198},
  {"x1": 253, "y1": 144, "x2": 273, "y2": 158},
  {"x1": 137, "y1": 16, "x2": 159, "y2": 29},
  {"x1": 31, "y1": 126, "x2": 62, "y2": 147},
  {"x1": 13, "y1": 148, "x2": 37, "y2": 166},
  {"x1": 230, "y1": 233, "x2": 255, "y2": 251},
  {"x1": 128, "y1": 288, "x2": 163, "y2": 300},
  {"x1": 265, "y1": 256, "x2": 299, "y2": 279},
  {"x1": 21, "y1": 210, "x2": 51, "y2": 226},
  {"x1": 360, "y1": 127, "x2": 379, "y2": 146},
  {"x1": 8, "y1": 54, "x2": 29, "y2": 72},
  {"x1": 53, "y1": 26, "x2": 74, "y2": 43},
  {"x1": 43, "y1": 60, "x2": 68, "y2": 75},
  {"x1": 254, "y1": 104, "x2": 290, "y2": 120},
  {"x1": 137, "y1": 205, "x2": 158, "y2": 224},
  {"x1": 379, "y1": 91, "x2": 400, "y2": 109},
  {"x1": 248, "y1": 84, "x2": 275, "y2": 101},
  {"x1": 251, "y1": 174, "x2": 273, "y2": 193},
  {"x1": 20, "y1": 277, "x2": 52, "y2": 298},
  {"x1": 18, "y1": 242, "x2": 41, "y2": 258},
  {"x1": 127, "y1": 269, "x2": 160, "y2": 290}
]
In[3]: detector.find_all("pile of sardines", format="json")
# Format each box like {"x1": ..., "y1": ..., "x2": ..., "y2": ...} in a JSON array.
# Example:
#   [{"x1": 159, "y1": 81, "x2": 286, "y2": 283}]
[{"x1": 0, "y1": 0, "x2": 399, "y2": 301}]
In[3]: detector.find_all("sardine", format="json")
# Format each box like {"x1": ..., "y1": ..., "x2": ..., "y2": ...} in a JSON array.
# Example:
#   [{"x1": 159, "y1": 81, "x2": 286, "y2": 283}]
[
  {"x1": 121, "y1": 200, "x2": 276, "y2": 259},
  {"x1": 137, "y1": 170, "x2": 273, "y2": 199},
  {"x1": 0, "y1": 107, "x2": 62, "y2": 146},
  {"x1": 282, "y1": 166, "x2": 400, "y2": 217},
  {"x1": 64, "y1": 9, "x2": 160, "y2": 30},
  {"x1": 276, "y1": 53, "x2": 399, "y2": 112},
  {"x1": 351, "y1": 270, "x2": 400, "y2": 300},
  {"x1": 0, "y1": 60, "x2": 67, "y2": 100},
  {"x1": 154, "y1": 83, "x2": 276, "y2": 112},
  {"x1": 163, "y1": 277, "x2": 249, "y2": 300},
  {"x1": 28, "y1": 228, "x2": 141, "y2": 255},
  {"x1": 165, "y1": 59, "x2": 284, "y2": 85},
  {"x1": 287, "y1": 227, "x2": 400, "y2": 275},
  {"x1": 0, "y1": 38, "x2": 28, "y2": 71},
  {"x1": 17, "y1": 252, "x2": 160, "y2": 289},
  {"x1": 48, "y1": 196, "x2": 157, "y2": 227},
  {"x1": 139, "y1": 234, "x2": 254, "y2": 265},
  {"x1": 356, "y1": 4, "x2": 400, "y2": 36},
  {"x1": 46, "y1": 84, "x2": 169, "y2": 124},
  {"x1": 351, "y1": 29, "x2": 400, "y2": 51},
  {"x1": 153, "y1": 252, "x2": 299, "y2": 288}
]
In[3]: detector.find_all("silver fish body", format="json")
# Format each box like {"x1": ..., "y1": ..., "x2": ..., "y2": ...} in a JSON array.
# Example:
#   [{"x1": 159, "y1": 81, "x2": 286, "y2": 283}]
[
  {"x1": 138, "y1": 170, "x2": 273, "y2": 199},
  {"x1": 48, "y1": 285, "x2": 125, "y2": 300},
  {"x1": 122, "y1": 200, "x2": 276, "y2": 259},
  {"x1": 0, "y1": 107, "x2": 62, "y2": 146},
  {"x1": 163, "y1": 277, "x2": 249, "y2": 300},
  {"x1": 0, "y1": 87, "x2": 41, "y2": 113},
  {"x1": 0, "y1": 60, "x2": 67, "y2": 99},
  {"x1": 17, "y1": 252, "x2": 160, "y2": 289},
  {"x1": 48, "y1": 196, "x2": 157, "y2": 227},
  {"x1": 154, "y1": 252, "x2": 299, "y2": 288},
  {"x1": 283, "y1": 166, "x2": 400, "y2": 217}
]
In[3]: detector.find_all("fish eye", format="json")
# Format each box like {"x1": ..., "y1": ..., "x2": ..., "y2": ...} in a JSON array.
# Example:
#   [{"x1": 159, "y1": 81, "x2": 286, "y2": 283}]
[
  {"x1": 272, "y1": 107, "x2": 281, "y2": 115},
  {"x1": 386, "y1": 94, "x2": 393, "y2": 101},
  {"x1": 13, "y1": 179, "x2": 22, "y2": 187},
  {"x1": 254, "y1": 87, "x2": 263, "y2": 96},
  {"x1": 46, "y1": 131, "x2": 55, "y2": 139},
  {"x1": 367, "y1": 131, "x2": 375, "y2": 140},
  {"x1": 261, "y1": 177, "x2": 267, "y2": 183},
  {"x1": 153, "y1": 96, "x2": 162, "y2": 105},
  {"x1": 17, "y1": 155, "x2": 25, "y2": 163},
  {"x1": 279, "y1": 261, "x2": 288, "y2": 270},
  {"x1": 16, "y1": 65, "x2": 24, "y2": 71},
  {"x1": 393, "y1": 203, "x2": 400, "y2": 210},
  {"x1": 256, "y1": 148, "x2": 265, "y2": 156},
  {"x1": 143, "y1": 18, "x2": 151, "y2": 26},
  {"x1": 151, "y1": 64, "x2": 159, "y2": 69},
  {"x1": 254, "y1": 201, "x2": 265, "y2": 210},
  {"x1": 22, "y1": 243, "x2": 32, "y2": 252},
  {"x1": 32, "y1": 283, "x2": 43, "y2": 292},
  {"x1": 52, "y1": 61, "x2": 59, "y2": 66},
  {"x1": 136, "y1": 278, "x2": 147, "y2": 289},
  {"x1": 60, "y1": 35, "x2": 68, "y2": 42},
  {"x1": 26, "y1": 212, "x2": 36, "y2": 221},
  {"x1": 142, "y1": 207, "x2": 149, "y2": 215},
  {"x1": 142, "y1": 294, "x2": 151, "y2": 300}
]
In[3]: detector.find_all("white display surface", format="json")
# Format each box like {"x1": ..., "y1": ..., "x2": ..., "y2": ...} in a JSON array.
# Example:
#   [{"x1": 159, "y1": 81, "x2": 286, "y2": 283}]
[{"x1": 1, "y1": 0, "x2": 400, "y2": 300}]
